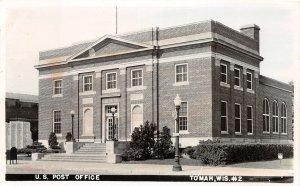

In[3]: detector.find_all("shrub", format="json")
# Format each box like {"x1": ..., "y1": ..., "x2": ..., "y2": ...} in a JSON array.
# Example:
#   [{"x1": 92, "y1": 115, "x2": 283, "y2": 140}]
[
  {"x1": 190, "y1": 140, "x2": 293, "y2": 166},
  {"x1": 128, "y1": 121, "x2": 156, "y2": 160},
  {"x1": 46, "y1": 149, "x2": 60, "y2": 153},
  {"x1": 48, "y1": 132, "x2": 59, "y2": 149},
  {"x1": 121, "y1": 148, "x2": 144, "y2": 161},
  {"x1": 122, "y1": 121, "x2": 175, "y2": 161},
  {"x1": 65, "y1": 132, "x2": 75, "y2": 142},
  {"x1": 183, "y1": 146, "x2": 196, "y2": 159},
  {"x1": 17, "y1": 141, "x2": 47, "y2": 156},
  {"x1": 153, "y1": 126, "x2": 174, "y2": 159}
]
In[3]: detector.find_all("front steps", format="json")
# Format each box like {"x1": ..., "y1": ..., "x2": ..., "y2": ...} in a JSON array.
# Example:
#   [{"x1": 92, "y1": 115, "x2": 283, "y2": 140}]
[{"x1": 41, "y1": 143, "x2": 107, "y2": 163}]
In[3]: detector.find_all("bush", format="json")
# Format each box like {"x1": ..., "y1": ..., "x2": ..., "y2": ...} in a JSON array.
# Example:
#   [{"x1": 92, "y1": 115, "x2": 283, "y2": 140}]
[
  {"x1": 17, "y1": 141, "x2": 47, "y2": 156},
  {"x1": 153, "y1": 126, "x2": 174, "y2": 159},
  {"x1": 48, "y1": 132, "x2": 59, "y2": 149},
  {"x1": 126, "y1": 121, "x2": 156, "y2": 160},
  {"x1": 121, "y1": 148, "x2": 144, "y2": 161},
  {"x1": 190, "y1": 140, "x2": 293, "y2": 166},
  {"x1": 65, "y1": 132, "x2": 75, "y2": 142},
  {"x1": 183, "y1": 146, "x2": 196, "y2": 159},
  {"x1": 122, "y1": 121, "x2": 175, "y2": 161},
  {"x1": 46, "y1": 149, "x2": 60, "y2": 153}
]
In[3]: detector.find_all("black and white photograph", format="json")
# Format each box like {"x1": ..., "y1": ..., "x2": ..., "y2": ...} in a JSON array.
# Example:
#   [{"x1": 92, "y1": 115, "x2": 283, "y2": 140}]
[{"x1": 1, "y1": 0, "x2": 299, "y2": 185}]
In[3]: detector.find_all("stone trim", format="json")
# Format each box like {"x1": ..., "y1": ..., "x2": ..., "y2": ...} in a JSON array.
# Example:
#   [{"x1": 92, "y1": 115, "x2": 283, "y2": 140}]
[
  {"x1": 79, "y1": 91, "x2": 96, "y2": 96},
  {"x1": 220, "y1": 82, "x2": 230, "y2": 88},
  {"x1": 39, "y1": 52, "x2": 260, "y2": 79}
]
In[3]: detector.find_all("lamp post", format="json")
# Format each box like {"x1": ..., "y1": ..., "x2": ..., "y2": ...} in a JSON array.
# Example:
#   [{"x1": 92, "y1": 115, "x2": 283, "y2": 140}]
[
  {"x1": 111, "y1": 107, "x2": 117, "y2": 141},
  {"x1": 70, "y1": 110, "x2": 75, "y2": 138},
  {"x1": 173, "y1": 94, "x2": 182, "y2": 171}
]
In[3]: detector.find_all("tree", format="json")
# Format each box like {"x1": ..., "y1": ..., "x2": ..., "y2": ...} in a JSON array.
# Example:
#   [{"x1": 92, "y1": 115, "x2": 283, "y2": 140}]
[
  {"x1": 129, "y1": 121, "x2": 156, "y2": 160},
  {"x1": 154, "y1": 126, "x2": 174, "y2": 159},
  {"x1": 48, "y1": 132, "x2": 59, "y2": 149}
]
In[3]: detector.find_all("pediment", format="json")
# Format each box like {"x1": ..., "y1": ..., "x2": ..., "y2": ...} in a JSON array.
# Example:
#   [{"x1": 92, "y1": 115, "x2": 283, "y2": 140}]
[{"x1": 68, "y1": 35, "x2": 152, "y2": 61}]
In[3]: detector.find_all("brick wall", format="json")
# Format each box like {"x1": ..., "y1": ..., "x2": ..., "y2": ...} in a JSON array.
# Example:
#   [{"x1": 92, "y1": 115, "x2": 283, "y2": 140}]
[{"x1": 37, "y1": 20, "x2": 293, "y2": 147}]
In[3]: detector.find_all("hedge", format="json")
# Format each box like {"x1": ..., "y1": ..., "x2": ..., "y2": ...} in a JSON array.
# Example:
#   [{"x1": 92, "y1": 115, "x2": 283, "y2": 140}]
[{"x1": 188, "y1": 141, "x2": 293, "y2": 166}]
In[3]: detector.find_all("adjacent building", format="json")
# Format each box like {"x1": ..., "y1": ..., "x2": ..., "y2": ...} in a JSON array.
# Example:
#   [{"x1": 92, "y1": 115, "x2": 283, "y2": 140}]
[
  {"x1": 6, "y1": 93, "x2": 38, "y2": 148},
  {"x1": 35, "y1": 20, "x2": 293, "y2": 148}
]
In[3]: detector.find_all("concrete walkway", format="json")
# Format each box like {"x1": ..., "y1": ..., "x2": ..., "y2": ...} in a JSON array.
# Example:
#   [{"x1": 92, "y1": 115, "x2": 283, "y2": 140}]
[{"x1": 6, "y1": 160, "x2": 293, "y2": 176}]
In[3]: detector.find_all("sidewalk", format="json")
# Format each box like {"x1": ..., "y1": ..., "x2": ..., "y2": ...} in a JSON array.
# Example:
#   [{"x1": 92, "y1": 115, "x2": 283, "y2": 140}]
[{"x1": 6, "y1": 159, "x2": 293, "y2": 176}]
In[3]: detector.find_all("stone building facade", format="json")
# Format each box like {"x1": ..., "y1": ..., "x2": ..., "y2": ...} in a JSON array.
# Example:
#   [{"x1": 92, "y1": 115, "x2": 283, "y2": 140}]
[
  {"x1": 35, "y1": 20, "x2": 293, "y2": 148},
  {"x1": 6, "y1": 93, "x2": 39, "y2": 142}
]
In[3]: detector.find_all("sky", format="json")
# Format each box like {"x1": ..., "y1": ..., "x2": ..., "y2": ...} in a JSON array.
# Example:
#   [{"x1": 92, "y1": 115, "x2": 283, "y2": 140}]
[{"x1": 2, "y1": 0, "x2": 300, "y2": 96}]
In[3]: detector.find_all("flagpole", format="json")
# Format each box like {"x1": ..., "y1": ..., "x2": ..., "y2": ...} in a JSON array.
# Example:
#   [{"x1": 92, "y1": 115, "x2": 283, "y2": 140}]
[{"x1": 116, "y1": 6, "x2": 118, "y2": 34}]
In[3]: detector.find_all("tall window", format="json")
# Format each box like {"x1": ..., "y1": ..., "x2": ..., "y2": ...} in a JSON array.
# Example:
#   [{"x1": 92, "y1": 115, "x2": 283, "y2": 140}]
[
  {"x1": 53, "y1": 110, "x2": 61, "y2": 134},
  {"x1": 179, "y1": 102, "x2": 188, "y2": 131},
  {"x1": 281, "y1": 103, "x2": 287, "y2": 134},
  {"x1": 234, "y1": 68, "x2": 241, "y2": 86},
  {"x1": 220, "y1": 64, "x2": 228, "y2": 83},
  {"x1": 132, "y1": 105, "x2": 143, "y2": 132},
  {"x1": 272, "y1": 101, "x2": 279, "y2": 133},
  {"x1": 83, "y1": 75, "x2": 93, "y2": 91},
  {"x1": 131, "y1": 69, "x2": 143, "y2": 87},
  {"x1": 263, "y1": 99, "x2": 270, "y2": 132},
  {"x1": 235, "y1": 103, "x2": 241, "y2": 133},
  {"x1": 175, "y1": 64, "x2": 188, "y2": 83},
  {"x1": 247, "y1": 106, "x2": 253, "y2": 134},
  {"x1": 106, "y1": 72, "x2": 117, "y2": 89},
  {"x1": 53, "y1": 80, "x2": 62, "y2": 95},
  {"x1": 246, "y1": 72, "x2": 253, "y2": 90},
  {"x1": 221, "y1": 101, "x2": 228, "y2": 132}
]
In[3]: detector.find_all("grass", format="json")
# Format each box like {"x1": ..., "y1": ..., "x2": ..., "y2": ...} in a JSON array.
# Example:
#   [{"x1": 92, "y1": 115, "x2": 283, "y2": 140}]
[
  {"x1": 122, "y1": 157, "x2": 293, "y2": 170},
  {"x1": 122, "y1": 158, "x2": 203, "y2": 166},
  {"x1": 227, "y1": 158, "x2": 293, "y2": 170}
]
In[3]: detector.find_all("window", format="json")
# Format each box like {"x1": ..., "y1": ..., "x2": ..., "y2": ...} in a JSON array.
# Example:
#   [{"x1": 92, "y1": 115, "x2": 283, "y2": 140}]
[
  {"x1": 263, "y1": 99, "x2": 270, "y2": 132},
  {"x1": 179, "y1": 102, "x2": 188, "y2": 131},
  {"x1": 106, "y1": 106, "x2": 118, "y2": 114},
  {"x1": 247, "y1": 106, "x2": 253, "y2": 134},
  {"x1": 106, "y1": 72, "x2": 117, "y2": 89},
  {"x1": 281, "y1": 103, "x2": 287, "y2": 134},
  {"x1": 132, "y1": 105, "x2": 143, "y2": 132},
  {"x1": 83, "y1": 108, "x2": 93, "y2": 136},
  {"x1": 53, "y1": 110, "x2": 61, "y2": 134},
  {"x1": 53, "y1": 80, "x2": 62, "y2": 95},
  {"x1": 175, "y1": 64, "x2": 188, "y2": 83},
  {"x1": 272, "y1": 101, "x2": 279, "y2": 133},
  {"x1": 235, "y1": 103, "x2": 241, "y2": 133},
  {"x1": 83, "y1": 75, "x2": 93, "y2": 91},
  {"x1": 106, "y1": 105, "x2": 119, "y2": 140},
  {"x1": 221, "y1": 101, "x2": 228, "y2": 132},
  {"x1": 131, "y1": 69, "x2": 143, "y2": 87},
  {"x1": 220, "y1": 64, "x2": 228, "y2": 83},
  {"x1": 246, "y1": 72, "x2": 253, "y2": 90},
  {"x1": 234, "y1": 68, "x2": 241, "y2": 86}
]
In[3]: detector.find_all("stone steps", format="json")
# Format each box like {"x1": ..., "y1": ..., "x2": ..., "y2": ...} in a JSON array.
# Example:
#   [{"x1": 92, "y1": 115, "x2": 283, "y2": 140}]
[{"x1": 41, "y1": 143, "x2": 107, "y2": 163}]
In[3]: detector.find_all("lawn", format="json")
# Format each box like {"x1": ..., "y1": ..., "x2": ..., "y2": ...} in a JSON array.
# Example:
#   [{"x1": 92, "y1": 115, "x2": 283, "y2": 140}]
[
  {"x1": 227, "y1": 158, "x2": 293, "y2": 170},
  {"x1": 122, "y1": 158, "x2": 203, "y2": 166},
  {"x1": 122, "y1": 157, "x2": 293, "y2": 170}
]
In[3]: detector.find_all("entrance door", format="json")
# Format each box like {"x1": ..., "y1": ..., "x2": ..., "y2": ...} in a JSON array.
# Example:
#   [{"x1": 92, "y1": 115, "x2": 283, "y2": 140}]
[{"x1": 105, "y1": 105, "x2": 118, "y2": 140}]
